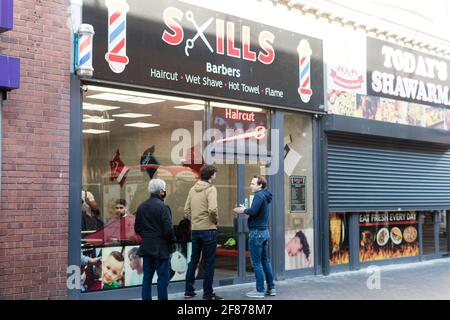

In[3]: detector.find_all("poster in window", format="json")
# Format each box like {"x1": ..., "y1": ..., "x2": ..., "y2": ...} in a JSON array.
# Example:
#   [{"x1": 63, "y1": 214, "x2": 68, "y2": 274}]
[
  {"x1": 290, "y1": 176, "x2": 306, "y2": 212},
  {"x1": 359, "y1": 212, "x2": 419, "y2": 262}
]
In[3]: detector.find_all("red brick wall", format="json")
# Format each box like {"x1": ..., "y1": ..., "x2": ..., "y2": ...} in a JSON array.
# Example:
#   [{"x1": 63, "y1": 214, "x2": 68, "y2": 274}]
[{"x1": 0, "y1": 0, "x2": 71, "y2": 300}]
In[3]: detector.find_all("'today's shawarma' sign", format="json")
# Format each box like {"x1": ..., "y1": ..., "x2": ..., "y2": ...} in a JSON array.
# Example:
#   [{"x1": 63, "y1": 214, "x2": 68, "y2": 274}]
[
  {"x1": 367, "y1": 37, "x2": 450, "y2": 108},
  {"x1": 83, "y1": 0, "x2": 324, "y2": 111}
]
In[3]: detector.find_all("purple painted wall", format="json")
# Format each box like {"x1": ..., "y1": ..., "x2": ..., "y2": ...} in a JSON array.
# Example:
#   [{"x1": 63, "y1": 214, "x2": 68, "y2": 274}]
[
  {"x1": 0, "y1": 55, "x2": 20, "y2": 90},
  {"x1": 0, "y1": 0, "x2": 13, "y2": 32},
  {"x1": 0, "y1": 0, "x2": 19, "y2": 90}
]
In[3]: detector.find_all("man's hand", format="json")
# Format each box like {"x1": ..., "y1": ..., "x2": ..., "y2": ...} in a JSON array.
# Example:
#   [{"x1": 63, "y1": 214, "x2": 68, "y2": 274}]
[{"x1": 233, "y1": 206, "x2": 245, "y2": 214}]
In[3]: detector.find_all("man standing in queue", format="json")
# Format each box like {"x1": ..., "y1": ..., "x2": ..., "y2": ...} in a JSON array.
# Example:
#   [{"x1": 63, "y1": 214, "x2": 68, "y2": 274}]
[
  {"x1": 135, "y1": 179, "x2": 176, "y2": 300},
  {"x1": 184, "y1": 165, "x2": 224, "y2": 300}
]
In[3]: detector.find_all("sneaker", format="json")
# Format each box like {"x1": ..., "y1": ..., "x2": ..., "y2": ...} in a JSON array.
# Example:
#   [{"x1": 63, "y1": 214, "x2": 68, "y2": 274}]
[
  {"x1": 184, "y1": 292, "x2": 197, "y2": 299},
  {"x1": 246, "y1": 290, "x2": 265, "y2": 298},
  {"x1": 203, "y1": 293, "x2": 224, "y2": 300},
  {"x1": 265, "y1": 288, "x2": 277, "y2": 296}
]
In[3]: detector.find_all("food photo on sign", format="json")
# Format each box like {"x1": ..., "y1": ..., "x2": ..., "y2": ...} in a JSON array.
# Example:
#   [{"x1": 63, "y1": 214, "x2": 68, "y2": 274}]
[
  {"x1": 424, "y1": 106, "x2": 445, "y2": 129},
  {"x1": 359, "y1": 212, "x2": 419, "y2": 262},
  {"x1": 375, "y1": 98, "x2": 408, "y2": 124},
  {"x1": 327, "y1": 90, "x2": 357, "y2": 116},
  {"x1": 329, "y1": 213, "x2": 350, "y2": 265},
  {"x1": 355, "y1": 95, "x2": 380, "y2": 120},
  {"x1": 445, "y1": 109, "x2": 450, "y2": 130}
]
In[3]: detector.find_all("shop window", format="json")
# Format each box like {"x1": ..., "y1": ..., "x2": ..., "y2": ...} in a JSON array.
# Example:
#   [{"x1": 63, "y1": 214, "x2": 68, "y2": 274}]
[
  {"x1": 439, "y1": 211, "x2": 448, "y2": 254},
  {"x1": 422, "y1": 212, "x2": 436, "y2": 256},
  {"x1": 359, "y1": 211, "x2": 419, "y2": 263},
  {"x1": 80, "y1": 85, "x2": 205, "y2": 292},
  {"x1": 283, "y1": 113, "x2": 314, "y2": 270},
  {"x1": 329, "y1": 213, "x2": 350, "y2": 265}
]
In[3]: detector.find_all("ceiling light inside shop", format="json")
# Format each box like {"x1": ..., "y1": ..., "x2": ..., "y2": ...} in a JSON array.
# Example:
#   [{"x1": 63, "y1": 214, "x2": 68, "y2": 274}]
[
  {"x1": 112, "y1": 113, "x2": 152, "y2": 118},
  {"x1": 83, "y1": 103, "x2": 120, "y2": 112},
  {"x1": 174, "y1": 104, "x2": 205, "y2": 111},
  {"x1": 124, "y1": 122, "x2": 160, "y2": 128},
  {"x1": 83, "y1": 129, "x2": 110, "y2": 134},
  {"x1": 121, "y1": 97, "x2": 163, "y2": 104},
  {"x1": 83, "y1": 116, "x2": 115, "y2": 124},
  {"x1": 86, "y1": 85, "x2": 204, "y2": 105},
  {"x1": 210, "y1": 102, "x2": 263, "y2": 113},
  {"x1": 87, "y1": 93, "x2": 163, "y2": 105}
]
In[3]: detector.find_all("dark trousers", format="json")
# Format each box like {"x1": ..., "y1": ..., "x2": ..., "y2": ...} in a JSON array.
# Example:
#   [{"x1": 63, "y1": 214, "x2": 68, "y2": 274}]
[
  {"x1": 185, "y1": 230, "x2": 217, "y2": 298},
  {"x1": 142, "y1": 256, "x2": 170, "y2": 300}
]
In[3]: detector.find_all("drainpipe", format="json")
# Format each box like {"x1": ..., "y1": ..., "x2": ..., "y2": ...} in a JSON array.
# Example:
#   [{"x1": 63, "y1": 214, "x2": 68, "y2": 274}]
[{"x1": 0, "y1": 92, "x2": 3, "y2": 199}]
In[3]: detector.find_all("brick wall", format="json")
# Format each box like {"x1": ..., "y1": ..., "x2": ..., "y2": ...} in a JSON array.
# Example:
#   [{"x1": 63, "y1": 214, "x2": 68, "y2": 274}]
[{"x1": 0, "y1": 0, "x2": 71, "y2": 300}]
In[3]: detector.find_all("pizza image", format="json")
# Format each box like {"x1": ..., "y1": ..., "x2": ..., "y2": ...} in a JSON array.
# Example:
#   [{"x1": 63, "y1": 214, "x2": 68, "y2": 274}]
[
  {"x1": 376, "y1": 99, "x2": 407, "y2": 124},
  {"x1": 328, "y1": 90, "x2": 356, "y2": 116},
  {"x1": 407, "y1": 104, "x2": 425, "y2": 126},
  {"x1": 403, "y1": 227, "x2": 418, "y2": 243}
]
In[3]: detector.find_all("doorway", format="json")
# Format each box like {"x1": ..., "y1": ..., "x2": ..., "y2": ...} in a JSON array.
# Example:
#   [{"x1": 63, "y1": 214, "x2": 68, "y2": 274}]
[{"x1": 209, "y1": 102, "x2": 271, "y2": 282}]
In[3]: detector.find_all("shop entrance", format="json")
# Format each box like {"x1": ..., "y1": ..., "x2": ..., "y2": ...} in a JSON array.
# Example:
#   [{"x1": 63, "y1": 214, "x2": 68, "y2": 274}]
[{"x1": 210, "y1": 102, "x2": 271, "y2": 282}]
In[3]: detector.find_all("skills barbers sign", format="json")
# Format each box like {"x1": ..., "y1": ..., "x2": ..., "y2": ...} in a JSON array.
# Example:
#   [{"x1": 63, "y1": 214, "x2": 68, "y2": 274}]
[
  {"x1": 367, "y1": 37, "x2": 450, "y2": 108},
  {"x1": 83, "y1": 0, "x2": 324, "y2": 111}
]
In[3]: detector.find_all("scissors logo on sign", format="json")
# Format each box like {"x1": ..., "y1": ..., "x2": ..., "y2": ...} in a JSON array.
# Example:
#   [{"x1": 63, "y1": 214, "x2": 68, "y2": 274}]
[{"x1": 184, "y1": 11, "x2": 214, "y2": 57}]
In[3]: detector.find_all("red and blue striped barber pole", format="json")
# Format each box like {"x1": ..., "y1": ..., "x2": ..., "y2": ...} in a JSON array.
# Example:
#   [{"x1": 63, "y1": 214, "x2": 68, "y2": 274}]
[
  {"x1": 297, "y1": 39, "x2": 313, "y2": 103},
  {"x1": 77, "y1": 24, "x2": 95, "y2": 78},
  {"x1": 105, "y1": 0, "x2": 129, "y2": 73}
]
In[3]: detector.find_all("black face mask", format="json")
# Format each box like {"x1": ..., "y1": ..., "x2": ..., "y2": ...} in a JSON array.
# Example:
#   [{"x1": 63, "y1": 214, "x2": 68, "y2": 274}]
[{"x1": 160, "y1": 191, "x2": 167, "y2": 199}]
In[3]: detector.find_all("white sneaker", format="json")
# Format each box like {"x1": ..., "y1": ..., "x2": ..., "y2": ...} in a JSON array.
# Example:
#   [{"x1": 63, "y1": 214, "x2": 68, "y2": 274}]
[
  {"x1": 246, "y1": 290, "x2": 265, "y2": 298},
  {"x1": 265, "y1": 288, "x2": 276, "y2": 296}
]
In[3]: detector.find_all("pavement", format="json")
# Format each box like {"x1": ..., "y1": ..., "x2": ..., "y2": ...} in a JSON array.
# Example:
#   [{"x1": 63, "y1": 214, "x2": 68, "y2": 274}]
[{"x1": 168, "y1": 258, "x2": 450, "y2": 300}]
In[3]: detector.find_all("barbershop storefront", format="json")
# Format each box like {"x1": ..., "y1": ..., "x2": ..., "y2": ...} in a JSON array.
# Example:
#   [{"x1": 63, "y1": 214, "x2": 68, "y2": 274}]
[
  {"x1": 69, "y1": 0, "x2": 450, "y2": 300},
  {"x1": 70, "y1": 0, "x2": 324, "y2": 299},
  {"x1": 323, "y1": 34, "x2": 450, "y2": 273}
]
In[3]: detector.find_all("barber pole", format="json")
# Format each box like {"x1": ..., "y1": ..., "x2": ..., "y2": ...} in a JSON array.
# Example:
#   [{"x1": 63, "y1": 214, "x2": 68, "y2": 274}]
[
  {"x1": 77, "y1": 24, "x2": 95, "y2": 78},
  {"x1": 298, "y1": 39, "x2": 313, "y2": 103},
  {"x1": 105, "y1": 0, "x2": 129, "y2": 73}
]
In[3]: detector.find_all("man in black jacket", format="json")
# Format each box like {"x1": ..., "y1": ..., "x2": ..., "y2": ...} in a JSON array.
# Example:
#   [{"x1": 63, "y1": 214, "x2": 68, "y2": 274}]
[{"x1": 135, "y1": 179, "x2": 176, "y2": 300}]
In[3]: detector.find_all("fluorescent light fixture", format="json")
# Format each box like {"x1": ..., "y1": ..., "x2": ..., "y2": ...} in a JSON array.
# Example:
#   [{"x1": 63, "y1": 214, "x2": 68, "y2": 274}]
[
  {"x1": 86, "y1": 85, "x2": 204, "y2": 104},
  {"x1": 87, "y1": 93, "x2": 163, "y2": 105},
  {"x1": 124, "y1": 122, "x2": 160, "y2": 128},
  {"x1": 121, "y1": 97, "x2": 163, "y2": 105},
  {"x1": 83, "y1": 129, "x2": 110, "y2": 134},
  {"x1": 112, "y1": 113, "x2": 152, "y2": 119},
  {"x1": 174, "y1": 104, "x2": 205, "y2": 111},
  {"x1": 83, "y1": 116, "x2": 115, "y2": 124},
  {"x1": 88, "y1": 93, "x2": 131, "y2": 101},
  {"x1": 83, "y1": 103, "x2": 120, "y2": 112},
  {"x1": 210, "y1": 102, "x2": 263, "y2": 113}
]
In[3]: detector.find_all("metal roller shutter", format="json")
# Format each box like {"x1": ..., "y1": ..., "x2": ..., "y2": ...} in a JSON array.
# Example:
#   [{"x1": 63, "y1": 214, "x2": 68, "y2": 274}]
[{"x1": 328, "y1": 133, "x2": 450, "y2": 211}]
